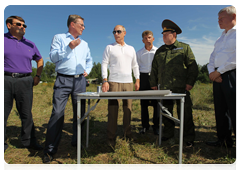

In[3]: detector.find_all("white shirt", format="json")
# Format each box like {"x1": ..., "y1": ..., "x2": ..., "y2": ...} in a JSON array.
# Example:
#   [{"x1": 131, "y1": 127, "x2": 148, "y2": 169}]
[
  {"x1": 207, "y1": 26, "x2": 236, "y2": 74},
  {"x1": 136, "y1": 46, "x2": 158, "y2": 73},
  {"x1": 101, "y1": 42, "x2": 140, "y2": 83}
]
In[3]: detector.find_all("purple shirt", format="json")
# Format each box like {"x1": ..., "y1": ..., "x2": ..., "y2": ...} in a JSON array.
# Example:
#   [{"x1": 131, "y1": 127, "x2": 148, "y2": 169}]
[{"x1": 4, "y1": 32, "x2": 42, "y2": 74}]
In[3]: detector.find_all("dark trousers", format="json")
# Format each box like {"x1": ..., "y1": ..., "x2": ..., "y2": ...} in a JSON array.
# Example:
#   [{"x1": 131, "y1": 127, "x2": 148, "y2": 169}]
[
  {"x1": 213, "y1": 69, "x2": 236, "y2": 142},
  {"x1": 139, "y1": 73, "x2": 159, "y2": 129},
  {"x1": 44, "y1": 74, "x2": 86, "y2": 155},
  {"x1": 4, "y1": 75, "x2": 36, "y2": 150},
  {"x1": 162, "y1": 90, "x2": 195, "y2": 142}
]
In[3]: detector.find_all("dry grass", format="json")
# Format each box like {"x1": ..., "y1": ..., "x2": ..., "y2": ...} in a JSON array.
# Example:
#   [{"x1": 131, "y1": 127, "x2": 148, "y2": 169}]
[{"x1": 4, "y1": 83, "x2": 236, "y2": 164}]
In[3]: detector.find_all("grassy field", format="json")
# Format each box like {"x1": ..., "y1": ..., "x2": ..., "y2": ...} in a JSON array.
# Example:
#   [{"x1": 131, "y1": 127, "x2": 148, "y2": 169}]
[{"x1": 4, "y1": 82, "x2": 236, "y2": 164}]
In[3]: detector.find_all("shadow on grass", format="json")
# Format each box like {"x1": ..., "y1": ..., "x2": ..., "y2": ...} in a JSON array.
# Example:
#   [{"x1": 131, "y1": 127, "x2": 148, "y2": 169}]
[{"x1": 192, "y1": 105, "x2": 214, "y2": 111}]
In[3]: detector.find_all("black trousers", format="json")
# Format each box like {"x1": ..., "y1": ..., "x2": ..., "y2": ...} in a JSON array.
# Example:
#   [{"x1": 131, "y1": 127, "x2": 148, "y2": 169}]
[
  {"x1": 213, "y1": 69, "x2": 236, "y2": 141},
  {"x1": 44, "y1": 74, "x2": 86, "y2": 155},
  {"x1": 4, "y1": 75, "x2": 36, "y2": 150},
  {"x1": 139, "y1": 73, "x2": 159, "y2": 129},
  {"x1": 162, "y1": 90, "x2": 195, "y2": 142}
]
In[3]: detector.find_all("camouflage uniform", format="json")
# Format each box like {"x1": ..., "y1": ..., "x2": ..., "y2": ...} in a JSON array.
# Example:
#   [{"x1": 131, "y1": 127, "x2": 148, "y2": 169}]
[{"x1": 149, "y1": 40, "x2": 198, "y2": 141}]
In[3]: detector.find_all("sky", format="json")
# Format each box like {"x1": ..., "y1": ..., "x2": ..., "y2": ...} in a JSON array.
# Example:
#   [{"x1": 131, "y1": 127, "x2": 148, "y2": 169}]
[{"x1": 3, "y1": 3, "x2": 237, "y2": 69}]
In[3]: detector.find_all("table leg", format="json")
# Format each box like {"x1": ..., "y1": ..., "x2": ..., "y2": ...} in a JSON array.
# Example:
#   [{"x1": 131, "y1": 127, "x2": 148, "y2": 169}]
[
  {"x1": 159, "y1": 100, "x2": 162, "y2": 146},
  {"x1": 86, "y1": 99, "x2": 90, "y2": 148},
  {"x1": 77, "y1": 98, "x2": 81, "y2": 164},
  {"x1": 179, "y1": 97, "x2": 185, "y2": 164}
]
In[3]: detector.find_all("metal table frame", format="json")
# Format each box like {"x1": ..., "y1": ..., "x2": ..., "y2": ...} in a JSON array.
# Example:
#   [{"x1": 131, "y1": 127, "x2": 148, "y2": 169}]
[{"x1": 76, "y1": 92, "x2": 186, "y2": 164}]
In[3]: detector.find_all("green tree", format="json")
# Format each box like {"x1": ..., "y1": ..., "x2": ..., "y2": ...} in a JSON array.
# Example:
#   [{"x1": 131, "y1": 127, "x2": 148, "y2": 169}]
[
  {"x1": 44, "y1": 61, "x2": 56, "y2": 78},
  {"x1": 31, "y1": 61, "x2": 56, "y2": 82},
  {"x1": 86, "y1": 62, "x2": 103, "y2": 83},
  {"x1": 197, "y1": 63, "x2": 211, "y2": 84},
  {"x1": 31, "y1": 67, "x2": 37, "y2": 78}
]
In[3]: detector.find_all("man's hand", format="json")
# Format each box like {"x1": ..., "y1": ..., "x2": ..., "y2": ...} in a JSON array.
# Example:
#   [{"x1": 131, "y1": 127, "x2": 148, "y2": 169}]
[
  {"x1": 209, "y1": 70, "x2": 221, "y2": 81},
  {"x1": 33, "y1": 76, "x2": 40, "y2": 86},
  {"x1": 69, "y1": 38, "x2": 81, "y2": 50},
  {"x1": 135, "y1": 79, "x2": 140, "y2": 91},
  {"x1": 214, "y1": 76, "x2": 222, "y2": 83},
  {"x1": 34, "y1": 58, "x2": 43, "y2": 86},
  {"x1": 151, "y1": 86, "x2": 158, "y2": 90},
  {"x1": 102, "y1": 81, "x2": 109, "y2": 92},
  {"x1": 185, "y1": 84, "x2": 193, "y2": 91},
  {"x1": 83, "y1": 71, "x2": 88, "y2": 77}
]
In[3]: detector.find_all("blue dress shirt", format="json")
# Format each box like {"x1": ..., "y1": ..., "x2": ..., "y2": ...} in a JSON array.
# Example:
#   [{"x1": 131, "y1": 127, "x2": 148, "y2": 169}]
[{"x1": 49, "y1": 32, "x2": 93, "y2": 75}]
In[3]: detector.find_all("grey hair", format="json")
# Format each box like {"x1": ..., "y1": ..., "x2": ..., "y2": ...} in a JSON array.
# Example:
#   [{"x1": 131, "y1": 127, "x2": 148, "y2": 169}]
[
  {"x1": 114, "y1": 25, "x2": 126, "y2": 32},
  {"x1": 218, "y1": 6, "x2": 236, "y2": 15}
]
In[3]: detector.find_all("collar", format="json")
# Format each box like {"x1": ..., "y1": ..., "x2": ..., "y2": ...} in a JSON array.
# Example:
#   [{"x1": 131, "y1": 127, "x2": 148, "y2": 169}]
[
  {"x1": 232, "y1": 23, "x2": 238, "y2": 30},
  {"x1": 164, "y1": 40, "x2": 178, "y2": 49},
  {"x1": 66, "y1": 31, "x2": 81, "y2": 39},
  {"x1": 144, "y1": 45, "x2": 157, "y2": 51},
  {"x1": 222, "y1": 25, "x2": 236, "y2": 35},
  {"x1": 5, "y1": 32, "x2": 25, "y2": 41},
  {"x1": 113, "y1": 41, "x2": 126, "y2": 46}
]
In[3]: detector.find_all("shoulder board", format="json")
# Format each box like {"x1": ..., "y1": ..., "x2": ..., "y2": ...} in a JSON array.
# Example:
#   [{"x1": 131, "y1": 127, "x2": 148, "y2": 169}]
[{"x1": 178, "y1": 41, "x2": 189, "y2": 46}]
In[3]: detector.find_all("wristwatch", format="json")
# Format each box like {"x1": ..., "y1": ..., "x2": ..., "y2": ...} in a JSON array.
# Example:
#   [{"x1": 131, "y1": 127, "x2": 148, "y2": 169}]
[
  {"x1": 102, "y1": 80, "x2": 108, "y2": 84},
  {"x1": 36, "y1": 75, "x2": 41, "y2": 78}
]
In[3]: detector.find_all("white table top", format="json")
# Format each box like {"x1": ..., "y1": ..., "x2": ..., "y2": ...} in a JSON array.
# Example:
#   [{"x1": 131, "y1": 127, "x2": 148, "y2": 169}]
[{"x1": 76, "y1": 90, "x2": 186, "y2": 99}]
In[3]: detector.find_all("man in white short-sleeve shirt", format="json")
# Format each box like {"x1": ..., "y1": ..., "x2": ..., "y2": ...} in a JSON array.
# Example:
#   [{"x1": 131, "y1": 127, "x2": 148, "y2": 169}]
[{"x1": 101, "y1": 25, "x2": 140, "y2": 147}]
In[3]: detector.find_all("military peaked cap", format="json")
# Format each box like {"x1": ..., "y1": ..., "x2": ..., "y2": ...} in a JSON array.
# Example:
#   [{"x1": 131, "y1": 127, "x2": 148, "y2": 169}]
[{"x1": 162, "y1": 19, "x2": 182, "y2": 34}]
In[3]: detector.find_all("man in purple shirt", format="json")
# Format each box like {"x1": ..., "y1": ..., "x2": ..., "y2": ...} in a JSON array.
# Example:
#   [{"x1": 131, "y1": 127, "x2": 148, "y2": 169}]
[{"x1": 4, "y1": 16, "x2": 44, "y2": 152}]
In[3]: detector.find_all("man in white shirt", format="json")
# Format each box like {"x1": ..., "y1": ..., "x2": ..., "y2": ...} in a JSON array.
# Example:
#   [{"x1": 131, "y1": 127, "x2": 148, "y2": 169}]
[
  {"x1": 101, "y1": 25, "x2": 140, "y2": 147},
  {"x1": 206, "y1": 6, "x2": 236, "y2": 148},
  {"x1": 136, "y1": 30, "x2": 159, "y2": 135}
]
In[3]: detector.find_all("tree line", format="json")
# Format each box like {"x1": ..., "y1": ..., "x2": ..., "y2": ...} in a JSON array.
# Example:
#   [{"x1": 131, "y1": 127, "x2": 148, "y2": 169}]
[{"x1": 31, "y1": 61, "x2": 211, "y2": 84}]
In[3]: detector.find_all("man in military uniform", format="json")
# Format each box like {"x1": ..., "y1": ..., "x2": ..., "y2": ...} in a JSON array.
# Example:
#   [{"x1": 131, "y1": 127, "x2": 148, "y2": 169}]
[{"x1": 149, "y1": 19, "x2": 198, "y2": 147}]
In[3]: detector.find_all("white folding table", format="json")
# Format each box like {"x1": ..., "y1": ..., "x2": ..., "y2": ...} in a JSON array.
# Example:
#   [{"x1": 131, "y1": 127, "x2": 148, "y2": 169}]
[{"x1": 76, "y1": 90, "x2": 186, "y2": 164}]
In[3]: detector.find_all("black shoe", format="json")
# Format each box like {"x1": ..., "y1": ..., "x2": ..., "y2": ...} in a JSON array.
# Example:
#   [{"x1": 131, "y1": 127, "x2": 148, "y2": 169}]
[
  {"x1": 153, "y1": 128, "x2": 159, "y2": 135},
  {"x1": 43, "y1": 153, "x2": 53, "y2": 164},
  {"x1": 206, "y1": 140, "x2": 233, "y2": 148},
  {"x1": 161, "y1": 136, "x2": 170, "y2": 141},
  {"x1": 27, "y1": 142, "x2": 43, "y2": 150},
  {"x1": 186, "y1": 141, "x2": 194, "y2": 147},
  {"x1": 139, "y1": 127, "x2": 149, "y2": 134}
]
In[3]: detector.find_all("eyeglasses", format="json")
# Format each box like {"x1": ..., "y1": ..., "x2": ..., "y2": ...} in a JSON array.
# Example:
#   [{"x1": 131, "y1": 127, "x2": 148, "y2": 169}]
[
  {"x1": 113, "y1": 30, "x2": 122, "y2": 35},
  {"x1": 74, "y1": 22, "x2": 85, "y2": 28},
  {"x1": 12, "y1": 22, "x2": 27, "y2": 28}
]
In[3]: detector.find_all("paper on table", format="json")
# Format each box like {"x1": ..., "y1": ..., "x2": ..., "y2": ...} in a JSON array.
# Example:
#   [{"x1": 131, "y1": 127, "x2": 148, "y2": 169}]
[{"x1": 99, "y1": 90, "x2": 171, "y2": 97}]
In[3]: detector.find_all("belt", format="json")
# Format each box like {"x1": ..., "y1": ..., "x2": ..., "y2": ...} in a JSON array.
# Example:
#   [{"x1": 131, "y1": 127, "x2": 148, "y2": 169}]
[
  {"x1": 57, "y1": 73, "x2": 83, "y2": 78},
  {"x1": 140, "y1": 72, "x2": 151, "y2": 76},
  {"x1": 4, "y1": 72, "x2": 31, "y2": 78},
  {"x1": 215, "y1": 67, "x2": 238, "y2": 73}
]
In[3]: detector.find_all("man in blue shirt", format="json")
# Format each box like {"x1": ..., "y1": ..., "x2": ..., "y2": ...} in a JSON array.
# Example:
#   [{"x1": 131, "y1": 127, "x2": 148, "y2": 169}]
[{"x1": 43, "y1": 14, "x2": 93, "y2": 163}]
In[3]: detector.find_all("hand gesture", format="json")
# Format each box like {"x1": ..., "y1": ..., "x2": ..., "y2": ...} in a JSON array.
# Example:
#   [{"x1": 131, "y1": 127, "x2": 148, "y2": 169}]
[
  {"x1": 69, "y1": 38, "x2": 81, "y2": 49},
  {"x1": 83, "y1": 71, "x2": 88, "y2": 77}
]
